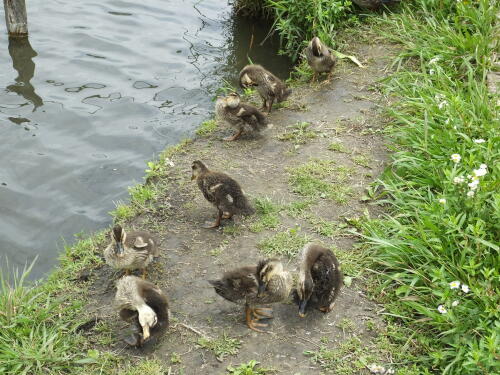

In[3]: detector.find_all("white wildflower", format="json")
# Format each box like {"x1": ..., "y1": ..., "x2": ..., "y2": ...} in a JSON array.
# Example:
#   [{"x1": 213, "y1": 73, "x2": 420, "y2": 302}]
[
  {"x1": 429, "y1": 69, "x2": 435, "y2": 75},
  {"x1": 386, "y1": 369, "x2": 395, "y2": 375},
  {"x1": 429, "y1": 56, "x2": 440, "y2": 64},
  {"x1": 453, "y1": 176, "x2": 465, "y2": 184},
  {"x1": 461, "y1": 284, "x2": 470, "y2": 293},
  {"x1": 439, "y1": 198, "x2": 446, "y2": 204},
  {"x1": 467, "y1": 174, "x2": 472, "y2": 179},
  {"x1": 468, "y1": 180, "x2": 479, "y2": 190},
  {"x1": 473, "y1": 139, "x2": 486, "y2": 144},
  {"x1": 453, "y1": 125, "x2": 457, "y2": 130},
  {"x1": 438, "y1": 305, "x2": 448, "y2": 314},
  {"x1": 480, "y1": 164, "x2": 487, "y2": 170},
  {"x1": 438, "y1": 100, "x2": 448, "y2": 109},
  {"x1": 449, "y1": 280, "x2": 460, "y2": 289},
  {"x1": 445, "y1": 119, "x2": 450, "y2": 125},
  {"x1": 435, "y1": 93, "x2": 445, "y2": 100},
  {"x1": 473, "y1": 167, "x2": 487, "y2": 177},
  {"x1": 452, "y1": 300, "x2": 459, "y2": 307},
  {"x1": 450, "y1": 154, "x2": 461, "y2": 163},
  {"x1": 368, "y1": 364, "x2": 386, "y2": 374},
  {"x1": 467, "y1": 191, "x2": 475, "y2": 197}
]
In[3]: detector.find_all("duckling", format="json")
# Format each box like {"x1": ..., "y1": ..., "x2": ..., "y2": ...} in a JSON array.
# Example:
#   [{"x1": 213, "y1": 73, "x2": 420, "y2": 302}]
[
  {"x1": 104, "y1": 225, "x2": 159, "y2": 279},
  {"x1": 239, "y1": 64, "x2": 292, "y2": 113},
  {"x1": 191, "y1": 160, "x2": 254, "y2": 228},
  {"x1": 209, "y1": 258, "x2": 292, "y2": 332},
  {"x1": 352, "y1": 0, "x2": 400, "y2": 10},
  {"x1": 293, "y1": 243, "x2": 343, "y2": 317},
  {"x1": 215, "y1": 92, "x2": 269, "y2": 141},
  {"x1": 304, "y1": 37, "x2": 336, "y2": 82},
  {"x1": 115, "y1": 275, "x2": 169, "y2": 347}
]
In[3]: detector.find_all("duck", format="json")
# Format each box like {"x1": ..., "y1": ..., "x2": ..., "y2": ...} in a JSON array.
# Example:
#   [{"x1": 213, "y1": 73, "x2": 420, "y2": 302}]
[
  {"x1": 191, "y1": 160, "x2": 254, "y2": 228},
  {"x1": 304, "y1": 36, "x2": 336, "y2": 82},
  {"x1": 115, "y1": 275, "x2": 169, "y2": 347},
  {"x1": 215, "y1": 92, "x2": 269, "y2": 141},
  {"x1": 292, "y1": 243, "x2": 343, "y2": 317},
  {"x1": 209, "y1": 258, "x2": 292, "y2": 332},
  {"x1": 103, "y1": 224, "x2": 159, "y2": 278},
  {"x1": 352, "y1": 0, "x2": 401, "y2": 10},
  {"x1": 239, "y1": 64, "x2": 292, "y2": 113}
]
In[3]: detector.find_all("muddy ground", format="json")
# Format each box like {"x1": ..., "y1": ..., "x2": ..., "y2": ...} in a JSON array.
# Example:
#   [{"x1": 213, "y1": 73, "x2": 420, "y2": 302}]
[{"x1": 81, "y1": 41, "x2": 395, "y2": 374}]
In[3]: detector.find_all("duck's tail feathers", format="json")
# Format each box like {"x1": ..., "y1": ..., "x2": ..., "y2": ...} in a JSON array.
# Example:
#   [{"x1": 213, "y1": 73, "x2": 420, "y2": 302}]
[{"x1": 234, "y1": 194, "x2": 255, "y2": 216}]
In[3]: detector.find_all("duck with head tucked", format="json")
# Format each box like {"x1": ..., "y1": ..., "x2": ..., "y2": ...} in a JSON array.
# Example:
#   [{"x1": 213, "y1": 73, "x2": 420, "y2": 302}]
[
  {"x1": 104, "y1": 225, "x2": 159, "y2": 279},
  {"x1": 209, "y1": 258, "x2": 292, "y2": 332},
  {"x1": 304, "y1": 36, "x2": 336, "y2": 82},
  {"x1": 115, "y1": 275, "x2": 169, "y2": 347},
  {"x1": 191, "y1": 160, "x2": 254, "y2": 228},
  {"x1": 215, "y1": 92, "x2": 269, "y2": 141},
  {"x1": 293, "y1": 243, "x2": 343, "y2": 317},
  {"x1": 239, "y1": 64, "x2": 292, "y2": 113}
]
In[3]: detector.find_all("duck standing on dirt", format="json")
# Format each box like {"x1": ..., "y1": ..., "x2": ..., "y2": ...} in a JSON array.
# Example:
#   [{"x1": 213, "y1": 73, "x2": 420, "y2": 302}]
[
  {"x1": 104, "y1": 224, "x2": 159, "y2": 279},
  {"x1": 191, "y1": 160, "x2": 254, "y2": 228},
  {"x1": 215, "y1": 92, "x2": 269, "y2": 141},
  {"x1": 209, "y1": 258, "x2": 292, "y2": 332},
  {"x1": 352, "y1": 0, "x2": 401, "y2": 10},
  {"x1": 304, "y1": 36, "x2": 336, "y2": 82},
  {"x1": 293, "y1": 243, "x2": 343, "y2": 317},
  {"x1": 115, "y1": 275, "x2": 169, "y2": 347},
  {"x1": 239, "y1": 64, "x2": 292, "y2": 113}
]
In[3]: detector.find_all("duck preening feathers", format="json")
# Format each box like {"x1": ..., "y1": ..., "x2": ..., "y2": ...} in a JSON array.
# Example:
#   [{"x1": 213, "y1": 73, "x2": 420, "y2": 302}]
[
  {"x1": 104, "y1": 225, "x2": 159, "y2": 278},
  {"x1": 191, "y1": 160, "x2": 254, "y2": 228},
  {"x1": 304, "y1": 37, "x2": 336, "y2": 82},
  {"x1": 293, "y1": 243, "x2": 343, "y2": 317},
  {"x1": 215, "y1": 92, "x2": 269, "y2": 141},
  {"x1": 239, "y1": 64, "x2": 292, "y2": 113},
  {"x1": 115, "y1": 276, "x2": 169, "y2": 347},
  {"x1": 209, "y1": 258, "x2": 292, "y2": 332}
]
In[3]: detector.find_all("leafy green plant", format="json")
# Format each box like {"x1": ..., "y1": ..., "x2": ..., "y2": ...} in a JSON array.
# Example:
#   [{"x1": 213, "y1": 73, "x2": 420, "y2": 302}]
[
  {"x1": 278, "y1": 122, "x2": 317, "y2": 145},
  {"x1": 197, "y1": 333, "x2": 241, "y2": 361},
  {"x1": 196, "y1": 119, "x2": 218, "y2": 136},
  {"x1": 227, "y1": 360, "x2": 272, "y2": 375}
]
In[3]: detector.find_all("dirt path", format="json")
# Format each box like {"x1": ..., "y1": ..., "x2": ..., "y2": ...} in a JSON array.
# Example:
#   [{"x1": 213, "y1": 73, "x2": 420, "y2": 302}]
[{"x1": 84, "y1": 41, "x2": 394, "y2": 374}]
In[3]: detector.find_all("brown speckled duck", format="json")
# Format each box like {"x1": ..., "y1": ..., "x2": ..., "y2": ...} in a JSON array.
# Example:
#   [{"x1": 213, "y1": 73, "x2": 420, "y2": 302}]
[
  {"x1": 115, "y1": 275, "x2": 169, "y2": 347},
  {"x1": 215, "y1": 92, "x2": 269, "y2": 141},
  {"x1": 191, "y1": 160, "x2": 254, "y2": 228},
  {"x1": 104, "y1": 225, "x2": 159, "y2": 278},
  {"x1": 239, "y1": 64, "x2": 292, "y2": 113},
  {"x1": 304, "y1": 37, "x2": 336, "y2": 82},
  {"x1": 209, "y1": 258, "x2": 292, "y2": 332},
  {"x1": 352, "y1": 0, "x2": 401, "y2": 10},
  {"x1": 293, "y1": 243, "x2": 343, "y2": 317}
]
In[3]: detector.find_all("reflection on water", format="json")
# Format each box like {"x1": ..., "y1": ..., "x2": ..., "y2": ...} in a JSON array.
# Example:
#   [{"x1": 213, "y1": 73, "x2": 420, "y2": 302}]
[
  {"x1": 6, "y1": 37, "x2": 43, "y2": 112},
  {"x1": 0, "y1": 1, "x2": 292, "y2": 280}
]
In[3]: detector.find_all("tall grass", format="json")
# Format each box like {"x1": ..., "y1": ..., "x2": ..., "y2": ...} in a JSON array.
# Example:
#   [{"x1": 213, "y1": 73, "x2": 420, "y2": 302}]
[{"x1": 363, "y1": 1, "x2": 499, "y2": 374}]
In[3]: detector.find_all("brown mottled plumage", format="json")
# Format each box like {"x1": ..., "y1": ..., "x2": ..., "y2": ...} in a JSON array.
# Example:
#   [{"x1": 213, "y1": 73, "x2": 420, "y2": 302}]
[
  {"x1": 191, "y1": 160, "x2": 254, "y2": 228},
  {"x1": 209, "y1": 259, "x2": 292, "y2": 332},
  {"x1": 304, "y1": 37, "x2": 336, "y2": 82},
  {"x1": 115, "y1": 276, "x2": 169, "y2": 347},
  {"x1": 104, "y1": 225, "x2": 159, "y2": 278},
  {"x1": 239, "y1": 64, "x2": 292, "y2": 113},
  {"x1": 215, "y1": 92, "x2": 269, "y2": 141},
  {"x1": 293, "y1": 243, "x2": 343, "y2": 317}
]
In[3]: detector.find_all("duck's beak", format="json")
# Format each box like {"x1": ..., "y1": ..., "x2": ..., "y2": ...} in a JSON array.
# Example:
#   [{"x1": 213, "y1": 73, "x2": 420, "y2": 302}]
[
  {"x1": 115, "y1": 242, "x2": 124, "y2": 256},
  {"x1": 298, "y1": 300, "x2": 307, "y2": 318},
  {"x1": 257, "y1": 283, "x2": 266, "y2": 298},
  {"x1": 142, "y1": 324, "x2": 151, "y2": 341}
]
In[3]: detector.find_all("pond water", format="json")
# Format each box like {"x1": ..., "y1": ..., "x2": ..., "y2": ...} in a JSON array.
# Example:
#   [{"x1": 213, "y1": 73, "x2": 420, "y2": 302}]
[{"x1": 0, "y1": 0, "x2": 292, "y2": 280}]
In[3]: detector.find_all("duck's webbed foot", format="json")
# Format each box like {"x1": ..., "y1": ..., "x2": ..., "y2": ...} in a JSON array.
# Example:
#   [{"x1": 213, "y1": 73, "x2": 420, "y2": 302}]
[
  {"x1": 222, "y1": 212, "x2": 234, "y2": 220},
  {"x1": 223, "y1": 129, "x2": 243, "y2": 141},
  {"x1": 319, "y1": 301, "x2": 335, "y2": 313},
  {"x1": 203, "y1": 209, "x2": 222, "y2": 228},
  {"x1": 245, "y1": 306, "x2": 268, "y2": 333},
  {"x1": 253, "y1": 307, "x2": 273, "y2": 319}
]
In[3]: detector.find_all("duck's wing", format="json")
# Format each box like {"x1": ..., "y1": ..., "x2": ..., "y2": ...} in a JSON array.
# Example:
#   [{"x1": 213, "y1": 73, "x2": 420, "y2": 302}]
[{"x1": 209, "y1": 266, "x2": 258, "y2": 304}]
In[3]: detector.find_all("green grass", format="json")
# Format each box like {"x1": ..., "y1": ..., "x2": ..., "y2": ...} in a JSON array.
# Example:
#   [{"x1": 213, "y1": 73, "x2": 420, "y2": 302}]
[
  {"x1": 226, "y1": 360, "x2": 273, "y2": 375},
  {"x1": 287, "y1": 159, "x2": 353, "y2": 203},
  {"x1": 128, "y1": 183, "x2": 157, "y2": 204},
  {"x1": 328, "y1": 141, "x2": 348, "y2": 153},
  {"x1": 362, "y1": 1, "x2": 500, "y2": 374},
  {"x1": 258, "y1": 227, "x2": 310, "y2": 258},
  {"x1": 110, "y1": 202, "x2": 136, "y2": 221},
  {"x1": 197, "y1": 333, "x2": 242, "y2": 361},
  {"x1": 249, "y1": 197, "x2": 282, "y2": 233},
  {"x1": 284, "y1": 199, "x2": 314, "y2": 217},
  {"x1": 196, "y1": 119, "x2": 218, "y2": 136},
  {"x1": 277, "y1": 122, "x2": 317, "y2": 145}
]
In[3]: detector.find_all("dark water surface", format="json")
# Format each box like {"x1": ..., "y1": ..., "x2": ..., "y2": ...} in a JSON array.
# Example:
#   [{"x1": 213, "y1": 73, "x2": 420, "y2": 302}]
[{"x1": 0, "y1": 0, "x2": 292, "y2": 279}]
